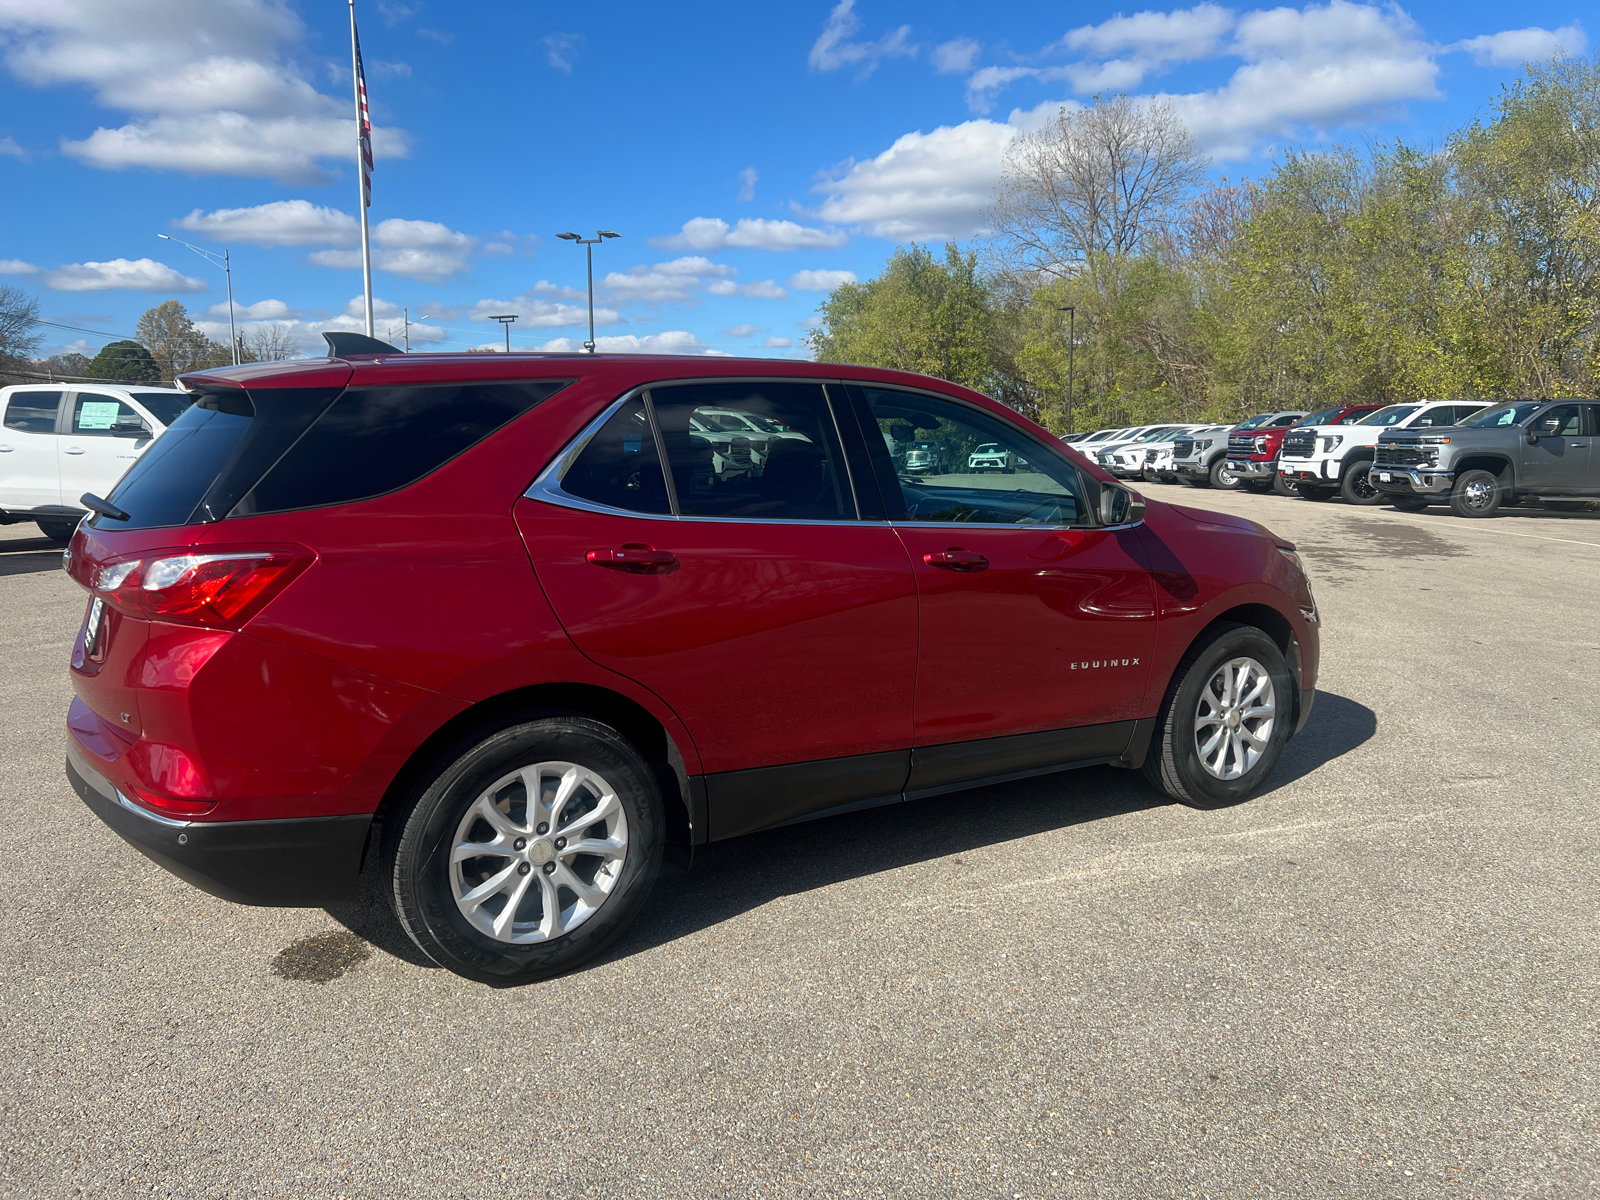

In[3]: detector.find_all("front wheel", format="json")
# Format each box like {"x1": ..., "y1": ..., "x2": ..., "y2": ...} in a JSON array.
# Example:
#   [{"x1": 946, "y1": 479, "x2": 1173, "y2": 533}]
[
  {"x1": 1209, "y1": 459, "x2": 1241, "y2": 490},
  {"x1": 1339, "y1": 463, "x2": 1384, "y2": 506},
  {"x1": 1449, "y1": 469, "x2": 1504, "y2": 518},
  {"x1": 386, "y1": 715, "x2": 664, "y2": 985},
  {"x1": 1271, "y1": 472, "x2": 1299, "y2": 497},
  {"x1": 1143, "y1": 624, "x2": 1294, "y2": 809}
]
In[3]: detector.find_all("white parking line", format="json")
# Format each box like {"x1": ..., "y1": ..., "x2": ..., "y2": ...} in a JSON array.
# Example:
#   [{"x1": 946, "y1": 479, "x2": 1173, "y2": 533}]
[{"x1": 1378, "y1": 514, "x2": 1600, "y2": 550}]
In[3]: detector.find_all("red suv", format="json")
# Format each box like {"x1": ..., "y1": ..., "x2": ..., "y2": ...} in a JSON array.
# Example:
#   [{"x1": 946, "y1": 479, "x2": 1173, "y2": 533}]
[{"x1": 63, "y1": 335, "x2": 1320, "y2": 984}]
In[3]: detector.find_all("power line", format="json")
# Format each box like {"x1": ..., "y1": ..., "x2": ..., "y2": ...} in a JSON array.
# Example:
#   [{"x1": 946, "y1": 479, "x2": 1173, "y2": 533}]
[{"x1": 36, "y1": 319, "x2": 141, "y2": 342}]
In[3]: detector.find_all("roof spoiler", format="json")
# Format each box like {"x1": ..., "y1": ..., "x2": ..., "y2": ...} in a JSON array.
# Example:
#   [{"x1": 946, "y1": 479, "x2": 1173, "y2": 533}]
[{"x1": 323, "y1": 332, "x2": 402, "y2": 358}]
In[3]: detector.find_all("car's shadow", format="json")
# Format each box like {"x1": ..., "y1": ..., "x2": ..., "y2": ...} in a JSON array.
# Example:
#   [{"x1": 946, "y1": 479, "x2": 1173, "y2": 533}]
[
  {"x1": 327, "y1": 689, "x2": 1377, "y2": 977},
  {"x1": 0, "y1": 535, "x2": 66, "y2": 578}
]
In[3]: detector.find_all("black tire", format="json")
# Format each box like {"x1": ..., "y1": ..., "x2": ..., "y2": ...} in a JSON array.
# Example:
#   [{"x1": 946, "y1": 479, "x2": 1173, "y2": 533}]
[
  {"x1": 36, "y1": 519, "x2": 78, "y2": 544},
  {"x1": 1271, "y1": 472, "x2": 1299, "y2": 497},
  {"x1": 386, "y1": 714, "x2": 664, "y2": 985},
  {"x1": 1544, "y1": 500, "x2": 1592, "y2": 513},
  {"x1": 1241, "y1": 480, "x2": 1273, "y2": 494},
  {"x1": 1338, "y1": 462, "x2": 1384, "y2": 506},
  {"x1": 1297, "y1": 485, "x2": 1335, "y2": 501},
  {"x1": 1208, "y1": 459, "x2": 1242, "y2": 490},
  {"x1": 1449, "y1": 468, "x2": 1504, "y2": 518},
  {"x1": 1142, "y1": 623, "x2": 1294, "y2": 809},
  {"x1": 1182, "y1": 476, "x2": 1210, "y2": 488},
  {"x1": 1388, "y1": 496, "x2": 1431, "y2": 511}
]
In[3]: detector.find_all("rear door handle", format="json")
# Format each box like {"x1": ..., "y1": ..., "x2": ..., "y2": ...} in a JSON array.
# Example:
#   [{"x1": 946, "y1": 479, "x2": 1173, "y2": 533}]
[
  {"x1": 923, "y1": 548, "x2": 988, "y2": 571},
  {"x1": 586, "y1": 545, "x2": 679, "y2": 571},
  {"x1": 64, "y1": 446, "x2": 85, "y2": 455}
]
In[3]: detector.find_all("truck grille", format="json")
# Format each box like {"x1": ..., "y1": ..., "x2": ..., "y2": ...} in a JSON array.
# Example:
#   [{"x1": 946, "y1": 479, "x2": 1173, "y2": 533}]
[
  {"x1": 1375, "y1": 442, "x2": 1437, "y2": 468},
  {"x1": 1281, "y1": 429, "x2": 1316, "y2": 459},
  {"x1": 1173, "y1": 438, "x2": 1195, "y2": 459}
]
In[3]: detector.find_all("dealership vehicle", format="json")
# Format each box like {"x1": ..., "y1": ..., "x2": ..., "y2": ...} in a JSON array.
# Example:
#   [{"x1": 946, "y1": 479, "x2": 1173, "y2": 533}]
[
  {"x1": 1061, "y1": 428, "x2": 1127, "y2": 452},
  {"x1": 1224, "y1": 411, "x2": 1313, "y2": 494},
  {"x1": 898, "y1": 440, "x2": 948, "y2": 474},
  {"x1": 1171, "y1": 425, "x2": 1244, "y2": 489},
  {"x1": 1278, "y1": 401, "x2": 1489, "y2": 505},
  {"x1": 0, "y1": 383, "x2": 189, "y2": 543},
  {"x1": 968, "y1": 442, "x2": 1030, "y2": 473},
  {"x1": 1099, "y1": 426, "x2": 1206, "y2": 481},
  {"x1": 63, "y1": 333, "x2": 1320, "y2": 985},
  {"x1": 1370, "y1": 399, "x2": 1600, "y2": 517}
]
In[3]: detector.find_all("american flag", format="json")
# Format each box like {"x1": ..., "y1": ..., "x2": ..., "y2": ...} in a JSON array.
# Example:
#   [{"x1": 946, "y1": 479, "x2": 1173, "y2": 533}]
[{"x1": 354, "y1": 18, "x2": 373, "y2": 206}]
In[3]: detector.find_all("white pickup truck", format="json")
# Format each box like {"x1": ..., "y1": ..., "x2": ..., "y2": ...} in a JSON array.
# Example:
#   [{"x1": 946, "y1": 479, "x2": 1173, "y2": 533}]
[
  {"x1": 1276, "y1": 400, "x2": 1492, "y2": 504},
  {"x1": 0, "y1": 383, "x2": 189, "y2": 542}
]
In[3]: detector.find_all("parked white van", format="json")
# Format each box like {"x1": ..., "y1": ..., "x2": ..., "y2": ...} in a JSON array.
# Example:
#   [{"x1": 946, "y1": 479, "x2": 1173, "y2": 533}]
[{"x1": 0, "y1": 384, "x2": 190, "y2": 543}]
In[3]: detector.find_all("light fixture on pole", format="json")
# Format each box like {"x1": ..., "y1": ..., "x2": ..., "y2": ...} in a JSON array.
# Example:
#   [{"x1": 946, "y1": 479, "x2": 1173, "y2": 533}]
[
  {"x1": 556, "y1": 230, "x2": 620, "y2": 352},
  {"x1": 1057, "y1": 305, "x2": 1076, "y2": 436},
  {"x1": 488, "y1": 313, "x2": 517, "y2": 352},
  {"x1": 157, "y1": 234, "x2": 238, "y2": 365}
]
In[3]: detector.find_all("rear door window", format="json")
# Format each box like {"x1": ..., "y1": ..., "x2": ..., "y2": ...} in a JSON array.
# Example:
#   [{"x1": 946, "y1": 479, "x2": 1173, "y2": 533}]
[
  {"x1": 71, "y1": 393, "x2": 148, "y2": 438},
  {"x1": 559, "y1": 397, "x2": 672, "y2": 515},
  {"x1": 4, "y1": 390, "x2": 63, "y2": 434}
]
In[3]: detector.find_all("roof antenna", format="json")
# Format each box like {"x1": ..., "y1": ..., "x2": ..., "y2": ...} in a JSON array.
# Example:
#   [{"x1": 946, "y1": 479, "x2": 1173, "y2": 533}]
[{"x1": 323, "y1": 331, "x2": 402, "y2": 358}]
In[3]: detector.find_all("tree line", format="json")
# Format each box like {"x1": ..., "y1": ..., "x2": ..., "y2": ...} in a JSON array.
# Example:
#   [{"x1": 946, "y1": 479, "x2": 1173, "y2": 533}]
[{"x1": 807, "y1": 55, "x2": 1600, "y2": 434}]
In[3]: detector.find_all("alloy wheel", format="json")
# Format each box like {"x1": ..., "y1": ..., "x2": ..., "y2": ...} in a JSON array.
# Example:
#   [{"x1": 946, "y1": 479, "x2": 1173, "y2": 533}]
[
  {"x1": 449, "y1": 761, "x2": 629, "y2": 944},
  {"x1": 1193, "y1": 657, "x2": 1277, "y2": 780}
]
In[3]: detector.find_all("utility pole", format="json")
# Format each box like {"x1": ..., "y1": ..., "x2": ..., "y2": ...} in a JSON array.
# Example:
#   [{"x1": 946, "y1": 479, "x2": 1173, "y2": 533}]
[
  {"x1": 402, "y1": 306, "x2": 410, "y2": 352},
  {"x1": 158, "y1": 234, "x2": 238, "y2": 365},
  {"x1": 489, "y1": 314, "x2": 517, "y2": 352},
  {"x1": 1057, "y1": 305, "x2": 1076, "y2": 436},
  {"x1": 556, "y1": 230, "x2": 620, "y2": 352}
]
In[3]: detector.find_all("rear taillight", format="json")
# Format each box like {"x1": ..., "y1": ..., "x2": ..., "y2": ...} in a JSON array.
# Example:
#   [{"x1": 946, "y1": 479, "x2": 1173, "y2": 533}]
[
  {"x1": 123, "y1": 784, "x2": 216, "y2": 818},
  {"x1": 94, "y1": 547, "x2": 313, "y2": 629}
]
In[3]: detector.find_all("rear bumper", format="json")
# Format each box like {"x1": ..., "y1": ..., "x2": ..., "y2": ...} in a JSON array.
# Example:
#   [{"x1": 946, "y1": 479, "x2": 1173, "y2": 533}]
[
  {"x1": 66, "y1": 739, "x2": 370, "y2": 907},
  {"x1": 1370, "y1": 467, "x2": 1455, "y2": 495}
]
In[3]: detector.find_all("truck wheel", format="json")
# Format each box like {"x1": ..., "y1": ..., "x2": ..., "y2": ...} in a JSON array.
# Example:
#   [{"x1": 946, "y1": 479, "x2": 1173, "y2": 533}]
[
  {"x1": 1339, "y1": 463, "x2": 1383, "y2": 506},
  {"x1": 1449, "y1": 469, "x2": 1504, "y2": 518},
  {"x1": 1271, "y1": 473, "x2": 1299, "y2": 497},
  {"x1": 1143, "y1": 623, "x2": 1293, "y2": 809},
  {"x1": 386, "y1": 714, "x2": 664, "y2": 985},
  {"x1": 1297, "y1": 485, "x2": 1335, "y2": 501},
  {"x1": 1208, "y1": 459, "x2": 1241, "y2": 490},
  {"x1": 36, "y1": 519, "x2": 79, "y2": 544},
  {"x1": 1389, "y1": 496, "x2": 1431, "y2": 511},
  {"x1": 1241, "y1": 480, "x2": 1273, "y2": 494}
]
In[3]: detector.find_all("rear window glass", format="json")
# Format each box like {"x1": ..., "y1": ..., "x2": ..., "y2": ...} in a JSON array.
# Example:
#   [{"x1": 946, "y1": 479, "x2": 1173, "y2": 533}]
[
  {"x1": 4, "y1": 390, "x2": 62, "y2": 434},
  {"x1": 128, "y1": 390, "x2": 192, "y2": 428},
  {"x1": 101, "y1": 398, "x2": 258, "y2": 530},
  {"x1": 233, "y1": 380, "x2": 569, "y2": 517}
]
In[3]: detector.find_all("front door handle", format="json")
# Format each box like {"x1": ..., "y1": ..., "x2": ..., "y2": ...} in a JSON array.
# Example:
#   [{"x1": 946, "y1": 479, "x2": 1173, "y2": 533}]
[
  {"x1": 923, "y1": 547, "x2": 988, "y2": 571},
  {"x1": 586, "y1": 545, "x2": 679, "y2": 571},
  {"x1": 64, "y1": 446, "x2": 85, "y2": 455}
]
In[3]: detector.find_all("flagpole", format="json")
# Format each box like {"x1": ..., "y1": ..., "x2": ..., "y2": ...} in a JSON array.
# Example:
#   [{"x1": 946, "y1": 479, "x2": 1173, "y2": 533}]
[{"x1": 350, "y1": 0, "x2": 374, "y2": 337}]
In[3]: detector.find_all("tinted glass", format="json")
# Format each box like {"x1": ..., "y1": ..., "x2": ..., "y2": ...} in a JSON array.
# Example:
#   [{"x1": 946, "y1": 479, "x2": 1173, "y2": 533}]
[
  {"x1": 1271, "y1": 415, "x2": 1302, "y2": 426},
  {"x1": 1302, "y1": 406, "x2": 1345, "y2": 425},
  {"x1": 127, "y1": 390, "x2": 192, "y2": 428},
  {"x1": 864, "y1": 388, "x2": 1086, "y2": 526},
  {"x1": 72, "y1": 394, "x2": 147, "y2": 438},
  {"x1": 1410, "y1": 407, "x2": 1457, "y2": 429},
  {"x1": 1328, "y1": 408, "x2": 1375, "y2": 425},
  {"x1": 650, "y1": 382, "x2": 854, "y2": 520},
  {"x1": 1463, "y1": 402, "x2": 1546, "y2": 428},
  {"x1": 560, "y1": 397, "x2": 671, "y2": 515},
  {"x1": 1539, "y1": 405, "x2": 1582, "y2": 435},
  {"x1": 234, "y1": 380, "x2": 568, "y2": 516},
  {"x1": 1235, "y1": 414, "x2": 1276, "y2": 430},
  {"x1": 1358, "y1": 405, "x2": 1418, "y2": 426},
  {"x1": 101, "y1": 399, "x2": 254, "y2": 530},
  {"x1": 3, "y1": 390, "x2": 62, "y2": 434}
]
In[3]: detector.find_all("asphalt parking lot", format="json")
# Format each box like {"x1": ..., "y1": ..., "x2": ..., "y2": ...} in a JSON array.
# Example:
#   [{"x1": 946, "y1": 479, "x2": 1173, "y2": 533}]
[{"x1": 2, "y1": 489, "x2": 1596, "y2": 1199}]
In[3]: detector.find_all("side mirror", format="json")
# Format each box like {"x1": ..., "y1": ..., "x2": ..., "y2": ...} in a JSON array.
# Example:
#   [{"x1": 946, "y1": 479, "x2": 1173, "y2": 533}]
[
  {"x1": 1527, "y1": 430, "x2": 1540, "y2": 445},
  {"x1": 1099, "y1": 483, "x2": 1146, "y2": 527}
]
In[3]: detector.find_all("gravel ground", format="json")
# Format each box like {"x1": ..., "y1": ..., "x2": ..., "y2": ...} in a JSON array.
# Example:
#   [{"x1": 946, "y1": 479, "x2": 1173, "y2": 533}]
[{"x1": 1, "y1": 488, "x2": 1596, "y2": 1199}]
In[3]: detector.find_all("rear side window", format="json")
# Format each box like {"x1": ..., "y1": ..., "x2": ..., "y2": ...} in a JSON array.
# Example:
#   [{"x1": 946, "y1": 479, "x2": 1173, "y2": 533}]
[
  {"x1": 4, "y1": 390, "x2": 62, "y2": 434},
  {"x1": 233, "y1": 380, "x2": 569, "y2": 517},
  {"x1": 560, "y1": 398, "x2": 672, "y2": 515},
  {"x1": 72, "y1": 394, "x2": 148, "y2": 438}
]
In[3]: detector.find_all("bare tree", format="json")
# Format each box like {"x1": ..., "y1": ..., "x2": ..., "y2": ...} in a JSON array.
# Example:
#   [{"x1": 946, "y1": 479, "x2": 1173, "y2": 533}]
[
  {"x1": 0, "y1": 285, "x2": 42, "y2": 363},
  {"x1": 245, "y1": 323, "x2": 299, "y2": 362},
  {"x1": 991, "y1": 95, "x2": 1209, "y2": 279}
]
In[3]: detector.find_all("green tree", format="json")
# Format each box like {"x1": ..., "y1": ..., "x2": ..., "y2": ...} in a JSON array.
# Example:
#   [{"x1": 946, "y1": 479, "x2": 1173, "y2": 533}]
[
  {"x1": 88, "y1": 340, "x2": 160, "y2": 383},
  {"x1": 136, "y1": 300, "x2": 230, "y2": 380}
]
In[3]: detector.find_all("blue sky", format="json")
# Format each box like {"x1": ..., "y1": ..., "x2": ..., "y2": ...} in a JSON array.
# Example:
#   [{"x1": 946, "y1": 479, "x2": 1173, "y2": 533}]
[{"x1": 0, "y1": 0, "x2": 1587, "y2": 361}]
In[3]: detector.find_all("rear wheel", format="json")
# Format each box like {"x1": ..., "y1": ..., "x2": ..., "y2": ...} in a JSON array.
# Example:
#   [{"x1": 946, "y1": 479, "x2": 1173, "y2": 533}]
[
  {"x1": 386, "y1": 714, "x2": 664, "y2": 985},
  {"x1": 1449, "y1": 469, "x2": 1504, "y2": 519},
  {"x1": 1143, "y1": 623, "x2": 1293, "y2": 809},
  {"x1": 36, "y1": 519, "x2": 78, "y2": 544},
  {"x1": 1208, "y1": 459, "x2": 1241, "y2": 491},
  {"x1": 1339, "y1": 462, "x2": 1384, "y2": 506},
  {"x1": 1297, "y1": 485, "x2": 1335, "y2": 501}
]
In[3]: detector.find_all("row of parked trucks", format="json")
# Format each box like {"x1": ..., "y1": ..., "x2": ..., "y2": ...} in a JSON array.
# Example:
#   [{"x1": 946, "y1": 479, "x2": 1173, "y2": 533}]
[{"x1": 1065, "y1": 398, "x2": 1600, "y2": 517}]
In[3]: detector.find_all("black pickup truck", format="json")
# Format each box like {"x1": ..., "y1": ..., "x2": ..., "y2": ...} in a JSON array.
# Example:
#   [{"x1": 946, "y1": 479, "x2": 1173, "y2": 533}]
[{"x1": 1370, "y1": 400, "x2": 1599, "y2": 517}]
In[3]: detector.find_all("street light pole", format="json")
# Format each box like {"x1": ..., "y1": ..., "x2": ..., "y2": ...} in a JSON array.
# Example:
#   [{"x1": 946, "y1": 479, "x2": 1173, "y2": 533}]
[
  {"x1": 1057, "y1": 305, "x2": 1076, "y2": 436},
  {"x1": 488, "y1": 314, "x2": 517, "y2": 352},
  {"x1": 556, "y1": 230, "x2": 620, "y2": 352},
  {"x1": 158, "y1": 234, "x2": 238, "y2": 364}
]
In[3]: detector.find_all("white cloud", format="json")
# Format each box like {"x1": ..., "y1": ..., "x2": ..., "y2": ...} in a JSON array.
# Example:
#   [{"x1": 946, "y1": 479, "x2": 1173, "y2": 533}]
[
  {"x1": 209, "y1": 299, "x2": 301, "y2": 320},
  {"x1": 809, "y1": 0, "x2": 918, "y2": 74},
  {"x1": 45, "y1": 258, "x2": 206, "y2": 292},
  {"x1": 308, "y1": 218, "x2": 478, "y2": 282},
  {"x1": 0, "y1": 0, "x2": 409, "y2": 183},
  {"x1": 176, "y1": 200, "x2": 359, "y2": 248},
  {"x1": 737, "y1": 167, "x2": 758, "y2": 203},
  {"x1": 543, "y1": 32, "x2": 581, "y2": 72},
  {"x1": 0, "y1": 259, "x2": 38, "y2": 274},
  {"x1": 1453, "y1": 24, "x2": 1587, "y2": 68},
  {"x1": 722, "y1": 324, "x2": 762, "y2": 338},
  {"x1": 812, "y1": 117, "x2": 1023, "y2": 240},
  {"x1": 650, "y1": 216, "x2": 848, "y2": 252},
  {"x1": 789, "y1": 268, "x2": 858, "y2": 291},
  {"x1": 763, "y1": 336, "x2": 793, "y2": 348},
  {"x1": 533, "y1": 331, "x2": 711, "y2": 355},
  {"x1": 704, "y1": 279, "x2": 788, "y2": 299},
  {"x1": 466, "y1": 288, "x2": 621, "y2": 330},
  {"x1": 933, "y1": 38, "x2": 981, "y2": 74},
  {"x1": 1064, "y1": 4, "x2": 1235, "y2": 62},
  {"x1": 0, "y1": 135, "x2": 24, "y2": 157}
]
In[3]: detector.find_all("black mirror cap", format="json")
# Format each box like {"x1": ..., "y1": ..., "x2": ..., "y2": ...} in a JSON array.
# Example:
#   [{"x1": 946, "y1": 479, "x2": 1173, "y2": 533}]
[
  {"x1": 323, "y1": 331, "x2": 402, "y2": 359},
  {"x1": 1099, "y1": 483, "x2": 1146, "y2": 526}
]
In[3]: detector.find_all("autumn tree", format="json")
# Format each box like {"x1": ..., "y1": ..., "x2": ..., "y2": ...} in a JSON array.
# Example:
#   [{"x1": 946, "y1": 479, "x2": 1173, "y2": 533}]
[{"x1": 136, "y1": 300, "x2": 230, "y2": 380}]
